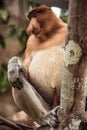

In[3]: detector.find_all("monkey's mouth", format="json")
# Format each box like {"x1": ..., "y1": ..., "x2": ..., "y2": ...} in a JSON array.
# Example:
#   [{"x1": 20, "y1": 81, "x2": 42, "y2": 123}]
[{"x1": 32, "y1": 28, "x2": 41, "y2": 35}]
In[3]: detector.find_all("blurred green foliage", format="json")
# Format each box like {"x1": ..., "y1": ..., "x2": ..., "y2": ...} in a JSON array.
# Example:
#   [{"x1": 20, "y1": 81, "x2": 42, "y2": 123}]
[
  {"x1": 61, "y1": 15, "x2": 68, "y2": 23},
  {"x1": 0, "y1": 35, "x2": 5, "y2": 48},
  {"x1": 0, "y1": 63, "x2": 9, "y2": 92},
  {"x1": 0, "y1": 9, "x2": 9, "y2": 23},
  {"x1": 60, "y1": 9, "x2": 68, "y2": 23},
  {"x1": 0, "y1": 9, "x2": 9, "y2": 49},
  {"x1": 9, "y1": 25, "x2": 28, "y2": 53}
]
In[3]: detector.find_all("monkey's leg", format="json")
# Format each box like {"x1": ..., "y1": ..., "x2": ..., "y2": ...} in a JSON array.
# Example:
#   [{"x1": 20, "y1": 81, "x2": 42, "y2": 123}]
[{"x1": 8, "y1": 57, "x2": 59, "y2": 127}]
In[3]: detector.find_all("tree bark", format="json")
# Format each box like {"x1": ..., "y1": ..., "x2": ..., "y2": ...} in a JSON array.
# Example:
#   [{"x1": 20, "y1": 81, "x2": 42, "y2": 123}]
[{"x1": 59, "y1": 0, "x2": 87, "y2": 129}]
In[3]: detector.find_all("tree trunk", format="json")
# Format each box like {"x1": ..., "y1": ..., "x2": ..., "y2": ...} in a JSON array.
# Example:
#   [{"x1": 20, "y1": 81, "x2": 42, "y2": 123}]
[{"x1": 59, "y1": 0, "x2": 87, "y2": 129}]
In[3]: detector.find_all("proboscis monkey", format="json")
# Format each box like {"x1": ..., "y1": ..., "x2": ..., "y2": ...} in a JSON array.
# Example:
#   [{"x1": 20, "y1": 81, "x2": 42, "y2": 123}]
[{"x1": 8, "y1": 5, "x2": 67, "y2": 127}]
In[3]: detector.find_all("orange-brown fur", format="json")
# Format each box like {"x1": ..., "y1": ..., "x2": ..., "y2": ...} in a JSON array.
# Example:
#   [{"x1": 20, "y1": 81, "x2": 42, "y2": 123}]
[{"x1": 22, "y1": 6, "x2": 67, "y2": 105}]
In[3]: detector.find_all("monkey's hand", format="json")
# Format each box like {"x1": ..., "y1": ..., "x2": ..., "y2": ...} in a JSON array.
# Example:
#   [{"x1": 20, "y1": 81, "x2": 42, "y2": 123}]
[
  {"x1": 8, "y1": 56, "x2": 28, "y2": 90},
  {"x1": 42, "y1": 106, "x2": 59, "y2": 128}
]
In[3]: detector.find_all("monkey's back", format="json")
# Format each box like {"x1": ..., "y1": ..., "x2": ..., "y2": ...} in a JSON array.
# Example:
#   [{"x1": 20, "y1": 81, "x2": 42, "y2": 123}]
[{"x1": 29, "y1": 46, "x2": 64, "y2": 104}]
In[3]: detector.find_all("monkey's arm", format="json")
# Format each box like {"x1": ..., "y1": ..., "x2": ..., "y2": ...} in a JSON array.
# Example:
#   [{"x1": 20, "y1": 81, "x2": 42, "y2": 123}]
[
  {"x1": 8, "y1": 57, "x2": 59, "y2": 127},
  {"x1": 22, "y1": 44, "x2": 32, "y2": 72}
]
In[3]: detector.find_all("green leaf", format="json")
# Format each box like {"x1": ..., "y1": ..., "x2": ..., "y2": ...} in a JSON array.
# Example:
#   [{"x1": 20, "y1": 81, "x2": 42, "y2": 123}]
[{"x1": 0, "y1": 9, "x2": 9, "y2": 22}]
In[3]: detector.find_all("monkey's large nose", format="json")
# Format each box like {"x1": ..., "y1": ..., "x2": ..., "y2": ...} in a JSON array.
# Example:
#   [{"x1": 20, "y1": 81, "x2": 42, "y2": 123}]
[
  {"x1": 26, "y1": 24, "x2": 33, "y2": 35},
  {"x1": 26, "y1": 18, "x2": 40, "y2": 35}
]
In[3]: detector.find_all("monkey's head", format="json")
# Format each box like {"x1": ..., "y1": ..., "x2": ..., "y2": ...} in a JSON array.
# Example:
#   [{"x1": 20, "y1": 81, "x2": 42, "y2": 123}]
[{"x1": 26, "y1": 5, "x2": 63, "y2": 41}]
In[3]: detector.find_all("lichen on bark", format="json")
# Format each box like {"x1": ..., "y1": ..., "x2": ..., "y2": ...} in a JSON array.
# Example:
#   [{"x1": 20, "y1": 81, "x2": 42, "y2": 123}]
[{"x1": 64, "y1": 40, "x2": 82, "y2": 67}]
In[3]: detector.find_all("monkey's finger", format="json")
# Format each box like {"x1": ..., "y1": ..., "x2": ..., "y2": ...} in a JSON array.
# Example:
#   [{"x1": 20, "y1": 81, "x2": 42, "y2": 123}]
[
  {"x1": 19, "y1": 66, "x2": 29, "y2": 80},
  {"x1": 8, "y1": 66, "x2": 15, "y2": 81},
  {"x1": 17, "y1": 78, "x2": 23, "y2": 88},
  {"x1": 49, "y1": 119, "x2": 58, "y2": 128},
  {"x1": 13, "y1": 78, "x2": 23, "y2": 90},
  {"x1": 8, "y1": 63, "x2": 19, "y2": 82},
  {"x1": 50, "y1": 117, "x2": 59, "y2": 128},
  {"x1": 9, "y1": 81, "x2": 17, "y2": 88},
  {"x1": 54, "y1": 106, "x2": 59, "y2": 113},
  {"x1": 50, "y1": 112, "x2": 57, "y2": 118},
  {"x1": 49, "y1": 106, "x2": 59, "y2": 118},
  {"x1": 11, "y1": 80, "x2": 23, "y2": 90}
]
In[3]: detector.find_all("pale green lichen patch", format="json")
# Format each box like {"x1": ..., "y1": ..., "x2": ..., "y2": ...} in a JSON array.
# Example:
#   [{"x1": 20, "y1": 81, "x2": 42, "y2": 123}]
[
  {"x1": 64, "y1": 40, "x2": 82, "y2": 67},
  {"x1": 69, "y1": 119, "x2": 81, "y2": 130},
  {"x1": 61, "y1": 68, "x2": 75, "y2": 111}
]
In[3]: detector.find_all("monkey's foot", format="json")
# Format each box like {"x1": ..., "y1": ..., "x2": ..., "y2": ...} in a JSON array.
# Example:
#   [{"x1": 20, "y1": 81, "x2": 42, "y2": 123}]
[
  {"x1": 8, "y1": 56, "x2": 28, "y2": 90},
  {"x1": 42, "y1": 106, "x2": 59, "y2": 128}
]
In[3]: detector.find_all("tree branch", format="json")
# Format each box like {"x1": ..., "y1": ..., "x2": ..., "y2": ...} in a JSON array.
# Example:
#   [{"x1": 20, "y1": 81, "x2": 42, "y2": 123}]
[{"x1": 0, "y1": 116, "x2": 33, "y2": 130}]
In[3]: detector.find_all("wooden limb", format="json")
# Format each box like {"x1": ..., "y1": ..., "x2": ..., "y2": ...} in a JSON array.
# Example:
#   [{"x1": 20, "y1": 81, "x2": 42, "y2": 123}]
[
  {"x1": 0, "y1": 116, "x2": 23, "y2": 130},
  {"x1": 0, "y1": 115, "x2": 60, "y2": 130},
  {"x1": 0, "y1": 116, "x2": 33, "y2": 130}
]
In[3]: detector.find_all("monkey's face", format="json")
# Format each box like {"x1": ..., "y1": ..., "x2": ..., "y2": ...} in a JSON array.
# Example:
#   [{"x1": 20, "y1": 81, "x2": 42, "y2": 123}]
[
  {"x1": 26, "y1": 5, "x2": 60, "y2": 41},
  {"x1": 26, "y1": 17, "x2": 41, "y2": 35},
  {"x1": 26, "y1": 6, "x2": 52, "y2": 36}
]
